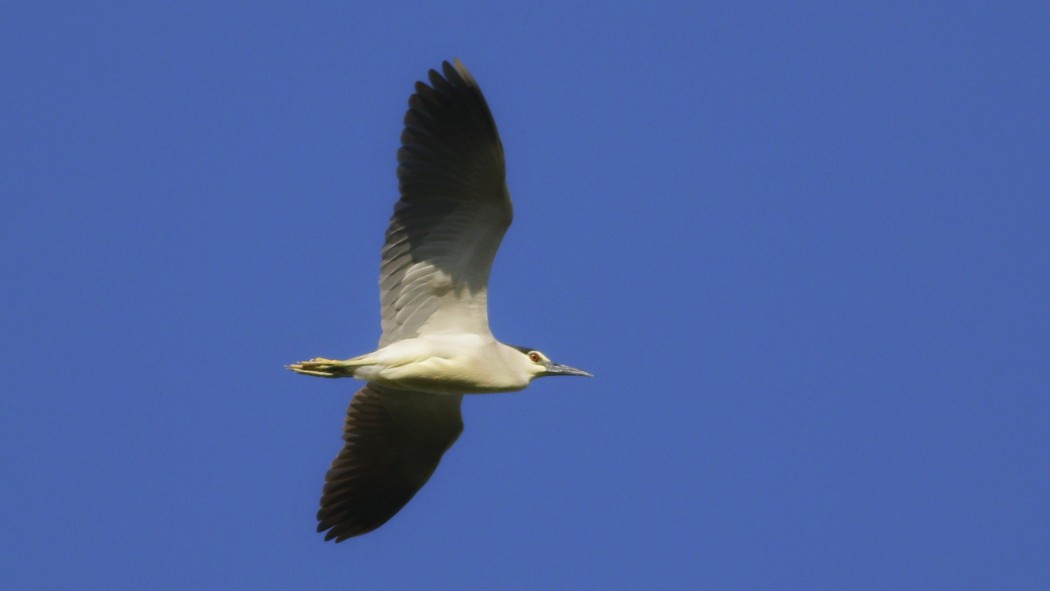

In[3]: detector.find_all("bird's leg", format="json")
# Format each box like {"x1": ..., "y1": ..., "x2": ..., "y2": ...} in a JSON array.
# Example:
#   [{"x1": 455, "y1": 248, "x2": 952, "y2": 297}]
[{"x1": 287, "y1": 357, "x2": 360, "y2": 378}]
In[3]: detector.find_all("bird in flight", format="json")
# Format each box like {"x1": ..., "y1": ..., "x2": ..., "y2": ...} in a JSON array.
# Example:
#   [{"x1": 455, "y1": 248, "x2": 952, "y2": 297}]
[{"x1": 289, "y1": 59, "x2": 591, "y2": 541}]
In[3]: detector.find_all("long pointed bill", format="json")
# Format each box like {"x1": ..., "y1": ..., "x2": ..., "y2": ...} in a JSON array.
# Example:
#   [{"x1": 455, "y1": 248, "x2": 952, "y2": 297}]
[{"x1": 544, "y1": 363, "x2": 593, "y2": 377}]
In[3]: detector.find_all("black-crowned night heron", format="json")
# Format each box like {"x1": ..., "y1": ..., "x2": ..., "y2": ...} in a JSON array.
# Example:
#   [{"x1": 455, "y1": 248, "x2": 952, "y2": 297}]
[{"x1": 289, "y1": 59, "x2": 590, "y2": 541}]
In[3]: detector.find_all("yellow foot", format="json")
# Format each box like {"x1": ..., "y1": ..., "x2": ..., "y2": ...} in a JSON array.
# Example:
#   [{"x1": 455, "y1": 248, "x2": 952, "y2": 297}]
[{"x1": 287, "y1": 357, "x2": 355, "y2": 378}]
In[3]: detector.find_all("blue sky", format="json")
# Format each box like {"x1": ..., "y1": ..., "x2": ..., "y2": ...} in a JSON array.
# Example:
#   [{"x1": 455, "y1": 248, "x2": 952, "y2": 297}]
[{"x1": 3, "y1": 2, "x2": 1048, "y2": 589}]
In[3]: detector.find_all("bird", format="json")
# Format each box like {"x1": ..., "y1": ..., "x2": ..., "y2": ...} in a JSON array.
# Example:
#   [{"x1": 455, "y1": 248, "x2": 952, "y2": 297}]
[{"x1": 288, "y1": 59, "x2": 591, "y2": 542}]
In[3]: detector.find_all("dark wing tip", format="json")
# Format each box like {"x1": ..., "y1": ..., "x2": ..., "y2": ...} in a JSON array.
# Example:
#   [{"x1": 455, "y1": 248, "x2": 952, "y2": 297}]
[
  {"x1": 443, "y1": 58, "x2": 478, "y2": 89},
  {"x1": 316, "y1": 385, "x2": 464, "y2": 542},
  {"x1": 397, "y1": 59, "x2": 506, "y2": 199}
]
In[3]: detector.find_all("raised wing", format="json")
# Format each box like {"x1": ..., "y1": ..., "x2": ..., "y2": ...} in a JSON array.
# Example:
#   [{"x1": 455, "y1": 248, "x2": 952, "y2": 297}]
[
  {"x1": 317, "y1": 384, "x2": 464, "y2": 541},
  {"x1": 379, "y1": 59, "x2": 512, "y2": 346}
]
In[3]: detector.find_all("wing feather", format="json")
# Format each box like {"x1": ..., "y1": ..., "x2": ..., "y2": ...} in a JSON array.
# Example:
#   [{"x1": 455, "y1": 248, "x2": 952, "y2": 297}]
[
  {"x1": 379, "y1": 60, "x2": 512, "y2": 346},
  {"x1": 317, "y1": 385, "x2": 463, "y2": 541}
]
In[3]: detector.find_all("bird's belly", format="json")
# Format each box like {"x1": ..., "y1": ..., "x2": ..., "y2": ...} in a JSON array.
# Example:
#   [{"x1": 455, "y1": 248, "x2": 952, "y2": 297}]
[{"x1": 370, "y1": 357, "x2": 526, "y2": 395}]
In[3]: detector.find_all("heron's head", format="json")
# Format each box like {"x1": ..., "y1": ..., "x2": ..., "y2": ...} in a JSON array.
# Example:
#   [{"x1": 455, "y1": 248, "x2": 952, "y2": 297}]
[{"x1": 513, "y1": 346, "x2": 592, "y2": 380}]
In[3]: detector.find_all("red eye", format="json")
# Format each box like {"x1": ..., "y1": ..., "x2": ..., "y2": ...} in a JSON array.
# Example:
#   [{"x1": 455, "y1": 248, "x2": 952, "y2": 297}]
[{"x1": 529, "y1": 352, "x2": 541, "y2": 363}]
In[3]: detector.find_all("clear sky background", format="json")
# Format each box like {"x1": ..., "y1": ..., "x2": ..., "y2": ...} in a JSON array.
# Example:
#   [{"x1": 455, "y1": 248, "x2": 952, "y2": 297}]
[{"x1": 3, "y1": 2, "x2": 1048, "y2": 589}]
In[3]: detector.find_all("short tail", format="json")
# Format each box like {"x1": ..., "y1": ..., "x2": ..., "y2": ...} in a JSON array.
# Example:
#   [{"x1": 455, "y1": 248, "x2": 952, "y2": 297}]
[{"x1": 287, "y1": 357, "x2": 363, "y2": 378}]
